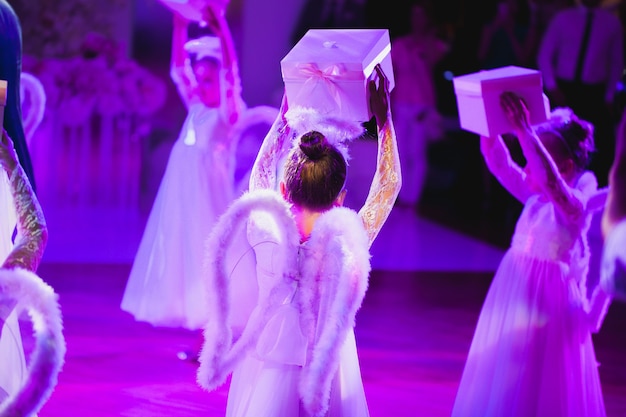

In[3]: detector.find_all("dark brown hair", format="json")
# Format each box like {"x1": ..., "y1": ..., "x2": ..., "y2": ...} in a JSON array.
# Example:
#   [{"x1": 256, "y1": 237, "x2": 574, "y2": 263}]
[
  {"x1": 536, "y1": 108, "x2": 595, "y2": 174},
  {"x1": 283, "y1": 131, "x2": 347, "y2": 210}
]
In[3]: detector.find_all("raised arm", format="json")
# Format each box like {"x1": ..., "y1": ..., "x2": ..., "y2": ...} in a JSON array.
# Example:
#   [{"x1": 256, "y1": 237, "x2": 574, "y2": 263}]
[
  {"x1": 170, "y1": 12, "x2": 194, "y2": 107},
  {"x1": 203, "y1": 5, "x2": 244, "y2": 125},
  {"x1": 501, "y1": 92, "x2": 584, "y2": 220},
  {"x1": 249, "y1": 94, "x2": 292, "y2": 192},
  {"x1": 358, "y1": 65, "x2": 402, "y2": 248}
]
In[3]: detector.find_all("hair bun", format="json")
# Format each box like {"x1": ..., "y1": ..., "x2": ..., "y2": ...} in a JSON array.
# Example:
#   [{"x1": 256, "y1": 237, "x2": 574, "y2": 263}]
[{"x1": 299, "y1": 131, "x2": 328, "y2": 161}]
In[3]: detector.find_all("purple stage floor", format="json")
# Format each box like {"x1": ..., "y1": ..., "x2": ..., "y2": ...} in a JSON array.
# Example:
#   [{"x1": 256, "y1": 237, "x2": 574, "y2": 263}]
[{"x1": 19, "y1": 261, "x2": 626, "y2": 417}]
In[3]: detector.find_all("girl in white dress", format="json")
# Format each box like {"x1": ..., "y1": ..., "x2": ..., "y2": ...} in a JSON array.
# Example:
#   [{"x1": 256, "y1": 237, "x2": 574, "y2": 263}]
[
  {"x1": 595, "y1": 111, "x2": 626, "y2": 314},
  {"x1": 452, "y1": 93, "x2": 607, "y2": 417},
  {"x1": 196, "y1": 65, "x2": 401, "y2": 416},
  {"x1": 121, "y1": 5, "x2": 243, "y2": 331}
]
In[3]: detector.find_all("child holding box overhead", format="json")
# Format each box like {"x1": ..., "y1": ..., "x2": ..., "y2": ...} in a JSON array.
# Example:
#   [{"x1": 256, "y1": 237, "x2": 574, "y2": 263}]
[
  {"x1": 196, "y1": 65, "x2": 399, "y2": 416},
  {"x1": 452, "y1": 93, "x2": 607, "y2": 417}
]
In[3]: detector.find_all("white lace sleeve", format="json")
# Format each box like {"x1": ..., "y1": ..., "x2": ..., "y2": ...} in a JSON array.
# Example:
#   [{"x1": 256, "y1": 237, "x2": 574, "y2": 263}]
[
  {"x1": 249, "y1": 117, "x2": 293, "y2": 192},
  {"x1": 358, "y1": 118, "x2": 402, "y2": 248},
  {"x1": 517, "y1": 127, "x2": 587, "y2": 222},
  {"x1": 3, "y1": 164, "x2": 47, "y2": 271}
]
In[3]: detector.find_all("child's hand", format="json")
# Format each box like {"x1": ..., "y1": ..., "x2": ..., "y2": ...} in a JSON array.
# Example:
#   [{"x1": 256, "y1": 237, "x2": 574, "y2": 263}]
[
  {"x1": 500, "y1": 91, "x2": 531, "y2": 133},
  {"x1": 368, "y1": 64, "x2": 390, "y2": 130}
]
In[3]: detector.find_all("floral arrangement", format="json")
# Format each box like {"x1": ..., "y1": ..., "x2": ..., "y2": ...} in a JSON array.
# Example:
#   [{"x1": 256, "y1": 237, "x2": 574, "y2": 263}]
[
  {"x1": 11, "y1": 0, "x2": 130, "y2": 58},
  {"x1": 22, "y1": 33, "x2": 167, "y2": 126}
]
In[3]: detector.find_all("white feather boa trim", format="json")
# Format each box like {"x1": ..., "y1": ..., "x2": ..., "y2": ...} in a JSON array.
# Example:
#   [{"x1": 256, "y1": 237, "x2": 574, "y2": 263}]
[
  {"x1": 285, "y1": 106, "x2": 366, "y2": 163},
  {"x1": 197, "y1": 189, "x2": 300, "y2": 390},
  {"x1": 298, "y1": 207, "x2": 371, "y2": 417},
  {"x1": 0, "y1": 268, "x2": 65, "y2": 417}
]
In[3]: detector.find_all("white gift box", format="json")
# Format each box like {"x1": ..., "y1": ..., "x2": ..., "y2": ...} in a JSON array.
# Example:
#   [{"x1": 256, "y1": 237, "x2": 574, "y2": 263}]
[
  {"x1": 453, "y1": 66, "x2": 549, "y2": 137},
  {"x1": 281, "y1": 29, "x2": 395, "y2": 122},
  {"x1": 0, "y1": 80, "x2": 6, "y2": 128},
  {"x1": 159, "y1": 0, "x2": 229, "y2": 21}
]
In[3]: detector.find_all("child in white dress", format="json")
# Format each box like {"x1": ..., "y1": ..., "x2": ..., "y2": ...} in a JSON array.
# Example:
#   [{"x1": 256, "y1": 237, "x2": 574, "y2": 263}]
[
  {"x1": 452, "y1": 93, "x2": 606, "y2": 416},
  {"x1": 121, "y1": 5, "x2": 243, "y2": 331},
  {"x1": 597, "y1": 110, "x2": 626, "y2": 307},
  {"x1": 196, "y1": 66, "x2": 401, "y2": 416}
]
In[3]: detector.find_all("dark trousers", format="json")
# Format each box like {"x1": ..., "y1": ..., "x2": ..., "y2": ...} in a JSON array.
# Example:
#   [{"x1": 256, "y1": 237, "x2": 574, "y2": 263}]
[{"x1": 556, "y1": 79, "x2": 615, "y2": 187}]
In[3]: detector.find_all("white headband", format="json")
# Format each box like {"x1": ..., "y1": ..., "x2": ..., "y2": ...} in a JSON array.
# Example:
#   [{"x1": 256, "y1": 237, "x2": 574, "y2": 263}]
[
  {"x1": 184, "y1": 36, "x2": 222, "y2": 62},
  {"x1": 285, "y1": 106, "x2": 366, "y2": 163}
]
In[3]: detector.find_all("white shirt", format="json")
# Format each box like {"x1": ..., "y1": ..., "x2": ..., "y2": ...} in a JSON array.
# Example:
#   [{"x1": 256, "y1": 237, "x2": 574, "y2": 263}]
[{"x1": 538, "y1": 6, "x2": 623, "y2": 102}]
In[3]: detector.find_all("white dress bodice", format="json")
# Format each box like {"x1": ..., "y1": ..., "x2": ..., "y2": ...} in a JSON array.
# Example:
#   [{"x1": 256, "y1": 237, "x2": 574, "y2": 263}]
[{"x1": 511, "y1": 195, "x2": 584, "y2": 264}]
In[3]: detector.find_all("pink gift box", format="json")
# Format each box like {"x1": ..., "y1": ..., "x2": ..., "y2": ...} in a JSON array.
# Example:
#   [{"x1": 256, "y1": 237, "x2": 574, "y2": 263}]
[
  {"x1": 159, "y1": 0, "x2": 229, "y2": 21},
  {"x1": 0, "y1": 80, "x2": 6, "y2": 129},
  {"x1": 281, "y1": 29, "x2": 394, "y2": 122},
  {"x1": 453, "y1": 66, "x2": 549, "y2": 137}
]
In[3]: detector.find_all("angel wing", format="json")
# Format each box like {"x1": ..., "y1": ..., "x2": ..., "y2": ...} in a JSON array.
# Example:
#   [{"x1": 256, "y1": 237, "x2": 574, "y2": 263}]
[
  {"x1": 197, "y1": 189, "x2": 300, "y2": 391},
  {"x1": 298, "y1": 207, "x2": 371, "y2": 417},
  {"x1": 0, "y1": 269, "x2": 65, "y2": 417}
]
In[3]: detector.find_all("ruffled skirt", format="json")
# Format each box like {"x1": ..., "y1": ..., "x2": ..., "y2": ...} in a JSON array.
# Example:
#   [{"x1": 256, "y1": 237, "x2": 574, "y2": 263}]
[
  {"x1": 226, "y1": 328, "x2": 369, "y2": 417},
  {"x1": 121, "y1": 140, "x2": 233, "y2": 329},
  {"x1": 452, "y1": 250, "x2": 606, "y2": 417}
]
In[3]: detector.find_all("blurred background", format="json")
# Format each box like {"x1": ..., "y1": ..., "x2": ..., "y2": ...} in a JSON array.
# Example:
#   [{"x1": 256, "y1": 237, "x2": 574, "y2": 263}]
[{"x1": 7, "y1": 0, "x2": 625, "y2": 262}]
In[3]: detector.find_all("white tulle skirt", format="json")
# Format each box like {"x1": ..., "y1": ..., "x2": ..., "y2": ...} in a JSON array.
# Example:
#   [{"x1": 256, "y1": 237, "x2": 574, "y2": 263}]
[
  {"x1": 452, "y1": 250, "x2": 606, "y2": 417},
  {"x1": 226, "y1": 329, "x2": 369, "y2": 417},
  {"x1": 121, "y1": 140, "x2": 233, "y2": 330}
]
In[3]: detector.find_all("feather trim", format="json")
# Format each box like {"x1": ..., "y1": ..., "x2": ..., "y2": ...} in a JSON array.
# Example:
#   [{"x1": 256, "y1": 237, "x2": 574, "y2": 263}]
[
  {"x1": 197, "y1": 189, "x2": 300, "y2": 391},
  {"x1": 0, "y1": 268, "x2": 65, "y2": 417},
  {"x1": 298, "y1": 207, "x2": 371, "y2": 417},
  {"x1": 285, "y1": 106, "x2": 365, "y2": 162}
]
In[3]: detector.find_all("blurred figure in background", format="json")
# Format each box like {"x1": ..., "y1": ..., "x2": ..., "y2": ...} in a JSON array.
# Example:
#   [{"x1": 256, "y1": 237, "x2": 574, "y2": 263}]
[
  {"x1": 526, "y1": 0, "x2": 572, "y2": 66},
  {"x1": 538, "y1": 0, "x2": 623, "y2": 187},
  {"x1": 478, "y1": 0, "x2": 536, "y2": 69},
  {"x1": 453, "y1": 93, "x2": 606, "y2": 417},
  {"x1": 594, "y1": 109, "x2": 626, "y2": 325},
  {"x1": 121, "y1": 4, "x2": 243, "y2": 358},
  {"x1": 291, "y1": 0, "x2": 366, "y2": 45},
  {"x1": 391, "y1": 0, "x2": 448, "y2": 208}
]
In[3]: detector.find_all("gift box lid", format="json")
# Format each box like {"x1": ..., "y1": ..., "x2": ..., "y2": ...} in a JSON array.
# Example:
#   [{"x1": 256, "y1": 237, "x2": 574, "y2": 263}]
[
  {"x1": 453, "y1": 66, "x2": 542, "y2": 95},
  {"x1": 0, "y1": 80, "x2": 6, "y2": 106},
  {"x1": 281, "y1": 29, "x2": 392, "y2": 82}
]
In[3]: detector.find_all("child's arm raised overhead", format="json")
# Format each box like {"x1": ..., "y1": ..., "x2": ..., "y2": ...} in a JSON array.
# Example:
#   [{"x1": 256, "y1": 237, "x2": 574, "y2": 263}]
[
  {"x1": 248, "y1": 94, "x2": 291, "y2": 192},
  {"x1": 358, "y1": 65, "x2": 402, "y2": 248},
  {"x1": 501, "y1": 92, "x2": 584, "y2": 220},
  {"x1": 480, "y1": 133, "x2": 533, "y2": 204},
  {"x1": 170, "y1": 12, "x2": 194, "y2": 107},
  {"x1": 203, "y1": 5, "x2": 243, "y2": 125}
]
